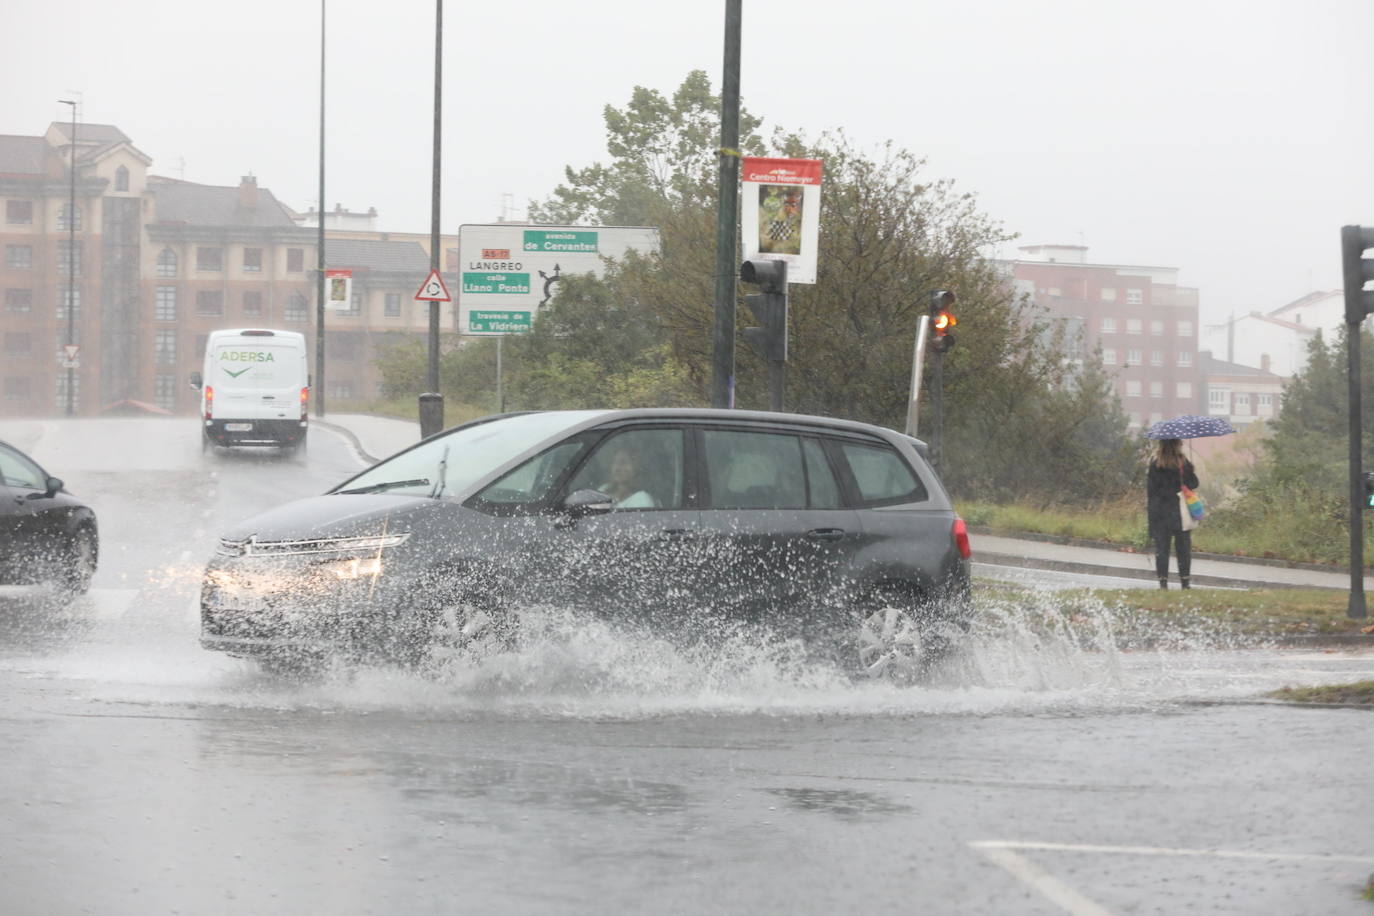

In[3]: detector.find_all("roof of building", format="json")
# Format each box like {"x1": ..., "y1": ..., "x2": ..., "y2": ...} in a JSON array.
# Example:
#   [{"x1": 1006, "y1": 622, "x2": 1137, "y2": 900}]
[
  {"x1": 325, "y1": 238, "x2": 432, "y2": 273},
  {"x1": 49, "y1": 122, "x2": 131, "y2": 145},
  {"x1": 0, "y1": 135, "x2": 48, "y2": 175},
  {"x1": 147, "y1": 176, "x2": 298, "y2": 229},
  {"x1": 1200, "y1": 351, "x2": 1283, "y2": 378},
  {"x1": 1268, "y1": 290, "x2": 1340, "y2": 318}
]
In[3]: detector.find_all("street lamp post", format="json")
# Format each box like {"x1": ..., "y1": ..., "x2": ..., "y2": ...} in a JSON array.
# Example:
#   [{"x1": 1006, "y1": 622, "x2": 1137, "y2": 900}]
[
  {"x1": 418, "y1": 0, "x2": 445, "y2": 438},
  {"x1": 58, "y1": 99, "x2": 77, "y2": 417}
]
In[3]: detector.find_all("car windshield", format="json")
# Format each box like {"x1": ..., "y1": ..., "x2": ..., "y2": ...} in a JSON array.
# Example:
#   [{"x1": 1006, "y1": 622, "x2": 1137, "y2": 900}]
[{"x1": 334, "y1": 411, "x2": 607, "y2": 498}]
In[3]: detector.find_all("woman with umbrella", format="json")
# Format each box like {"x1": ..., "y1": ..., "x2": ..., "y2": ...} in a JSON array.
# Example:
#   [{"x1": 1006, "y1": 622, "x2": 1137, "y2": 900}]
[{"x1": 1144, "y1": 415, "x2": 1234, "y2": 589}]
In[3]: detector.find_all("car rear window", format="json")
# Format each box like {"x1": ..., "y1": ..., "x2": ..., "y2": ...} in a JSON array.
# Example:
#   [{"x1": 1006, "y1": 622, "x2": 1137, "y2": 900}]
[
  {"x1": 838, "y1": 441, "x2": 928, "y2": 505},
  {"x1": 703, "y1": 429, "x2": 841, "y2": 509}
]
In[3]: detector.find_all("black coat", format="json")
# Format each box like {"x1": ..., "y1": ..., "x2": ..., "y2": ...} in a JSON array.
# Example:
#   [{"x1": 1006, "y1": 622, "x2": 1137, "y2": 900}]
[{"x1": 1147, "y1": 458, "x2": 1199, "y2": 536}]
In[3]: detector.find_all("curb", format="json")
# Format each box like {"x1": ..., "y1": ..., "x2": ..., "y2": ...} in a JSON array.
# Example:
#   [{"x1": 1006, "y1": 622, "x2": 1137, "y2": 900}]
[
  {"x1": 973, "y1": 551, "x2": 1336, "y2": 591},
  {"x1": 312, "y1": 418, "x2": 381, "y2": 466},
  {"x1": 968, "y1": 525, "x2": 1362, "y2": 576}
]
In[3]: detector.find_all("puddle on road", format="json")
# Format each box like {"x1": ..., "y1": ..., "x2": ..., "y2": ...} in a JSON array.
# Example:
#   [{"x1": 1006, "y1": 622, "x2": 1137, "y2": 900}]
[{"x1": 1, "y1": 584, "x2": 1367, "y2": 719}]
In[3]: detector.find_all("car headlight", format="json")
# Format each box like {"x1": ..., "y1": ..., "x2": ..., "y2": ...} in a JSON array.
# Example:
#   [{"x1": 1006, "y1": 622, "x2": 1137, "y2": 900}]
[{"x1": 322, "y1": 556, "x2": 385, "y2": 580}]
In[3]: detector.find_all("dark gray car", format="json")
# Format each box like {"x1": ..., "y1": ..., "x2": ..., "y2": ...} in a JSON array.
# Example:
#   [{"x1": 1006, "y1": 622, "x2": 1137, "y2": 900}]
[
  {"x1": 200, "y1": 409, "x2": 971, "y2": 677},
  {"x1": 0, "y1": 439, "x2": 98, "y2": 599}
]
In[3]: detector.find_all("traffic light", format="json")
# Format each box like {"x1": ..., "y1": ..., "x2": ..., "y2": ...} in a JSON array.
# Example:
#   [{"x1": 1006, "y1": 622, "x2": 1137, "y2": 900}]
[
  {"x1": 741, "y1": 259, "x2": 788, "y2": 362},
  {"x1": 1342, "y1": 226, "x2": 1374, "y2": 324},
  {"x1": 1364, "y1": 471, "x2": 1374, "y2": 510},
  {"x1": 929, "y1": 289, "x2": 956, "y2": 353}
]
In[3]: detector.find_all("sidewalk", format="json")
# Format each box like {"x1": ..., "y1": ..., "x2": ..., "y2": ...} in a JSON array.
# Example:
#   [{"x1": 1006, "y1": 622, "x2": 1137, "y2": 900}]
[{"x1": 315, "y1": 413, "x2": 1370, "y2": 593}]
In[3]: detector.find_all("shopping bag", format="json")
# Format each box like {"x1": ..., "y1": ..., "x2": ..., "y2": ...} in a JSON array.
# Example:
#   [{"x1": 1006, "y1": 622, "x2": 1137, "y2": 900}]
[
  {"x1": 1181, "y1": 484, "x2": 1205, "y2": 520},
  {"x1": 1178, "y1": 489, "x2": 1200, "y2": 531}
]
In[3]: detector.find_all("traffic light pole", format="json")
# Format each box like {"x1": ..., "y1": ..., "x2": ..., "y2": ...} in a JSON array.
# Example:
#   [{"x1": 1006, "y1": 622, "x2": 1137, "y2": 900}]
[
  {"x1": 1342, "y1": 224, "x2": 1374, "y2": 619},
  {"x1": 930, "y1": 349, "x2": 945, "y2": 474},
  {"x1": 904, "y1": 315, "x2": 930, "y2": 437},
  {"x1": 711, "y1": 0, "x2": 743, "y2": 408}
]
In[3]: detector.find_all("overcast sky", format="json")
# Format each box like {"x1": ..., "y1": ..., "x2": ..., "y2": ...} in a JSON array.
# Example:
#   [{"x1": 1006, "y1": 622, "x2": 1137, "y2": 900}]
[{"x1": 6, "y1": 0, "x2": 1371, "y2": 325}]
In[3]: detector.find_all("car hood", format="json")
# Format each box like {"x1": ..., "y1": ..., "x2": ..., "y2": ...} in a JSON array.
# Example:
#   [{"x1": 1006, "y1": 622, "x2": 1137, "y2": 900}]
[{"x1": 218, "y1": 494, "x2": 440, "y2": 544}]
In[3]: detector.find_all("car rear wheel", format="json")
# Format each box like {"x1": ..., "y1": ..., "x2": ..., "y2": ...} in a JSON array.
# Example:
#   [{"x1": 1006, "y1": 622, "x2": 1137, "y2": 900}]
[
  {"x1": 56, "y1": 526, "x2": 97, "y2": 597},
  {"x1": 851, "y1": 584, "x2": 956, "y2": 683}
]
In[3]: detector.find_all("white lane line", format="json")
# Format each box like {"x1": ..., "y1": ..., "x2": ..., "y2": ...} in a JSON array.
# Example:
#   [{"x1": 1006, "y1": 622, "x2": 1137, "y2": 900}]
[
  {"x1": 973, "y1": 840, "x2": 1374, "y2": 864},
  {"x1": 973, "y1": 844, "x2": 1113, "y2": 916}
]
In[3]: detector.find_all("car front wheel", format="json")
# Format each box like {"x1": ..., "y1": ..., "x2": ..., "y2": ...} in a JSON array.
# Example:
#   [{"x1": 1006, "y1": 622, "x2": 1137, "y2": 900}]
[{"x1": 56, "y1": 526, "x2": 97, "y2": 597}]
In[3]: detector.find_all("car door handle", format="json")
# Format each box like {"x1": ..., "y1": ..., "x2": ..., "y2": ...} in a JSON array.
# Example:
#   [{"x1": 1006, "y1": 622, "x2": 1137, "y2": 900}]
[{"x1": 806, "y1": 528, "x2": 846, "y2": 541}]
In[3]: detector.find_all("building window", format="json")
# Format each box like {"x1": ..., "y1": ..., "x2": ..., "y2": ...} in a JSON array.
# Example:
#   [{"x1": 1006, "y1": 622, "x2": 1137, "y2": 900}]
[
  {"x1": 5, "y1": 288, "x2": 32, "y2": 312},
  {"x1": 1178, "y1": 351, "x2": 1193, "y2": 367},
  {"x1": 1150, "y1": 350, "x2": 1163, "y2": 366},
  {"x1": 384, "y1": 292, "x2": 401, "y2": 317},
  {"x1": 243, "y1": 248, "x2": 262, "y2": 272},
  {"x1": 196, "y1": 290, "x2": 224, "y2": 316},
  {"x1": 1177, "y1": 321, "x2": 1194, "y2": 337},
  {"x1": 1100, "y1": 288, "x2": 1117, "y2": 302},
  {"x1": 340, "y1": 288, "x2": 362, "y2": 317},
  {"x1": 4, "y1": 377, "x2": 31, "y2": 400},
  {"x1": 4, "y1": 333, "x2": 32, "y2": 357},
  {"x1": 1100, "y1": 317, "x2": 1117, "y2": 334},
  {"x1": 1126, "y1": 288, "x2": 1143, "y2": 305},
  {"x1": 115, "y1": 165, "x2": 129, "y2": 192},
  {"x1": 6, "y1": 200, "x2": 33, "y2": 224},
  {"x1": 1125, "y1": 380, "x2": 1142, "y2": 397},
  {"x1": 196, "y1": 247, "x2": 223, "y2": 271},
  {"x1": 57, "y1": 240, "x2": 83, "y2": 277},
  {"x1": 1177, "y1": 382, "x2": 1193, "y2": 399},
  {"x1": 57, "y1": 203, "x2": 82, "y2": 231},
  {"x1": 56, "y1": 286, "x2": 80, "y2": 320},
  {"x1": 1259, "y1": 393, "x2": 1274, "y2": 409},
  {"x1": 155, "y1": 286, "x2": 177, "y2": 321},
  {"x1": 1150, "y1": 320, "x2": 1163, "y2": 336},
  {"x1": 1126, "y1": 349, "x2": 1142, "y2": 366},
  {"x1": 1126, "y1": 318, "x2": 1143, "y2": 335},
  {"x1": 157, "y1": 248, "x2": 178, "y2": 277},
  {"x1": 154, "y1": 374, "x2": 175, "y2": 411},
  {"x1": 1102, "y1": 348, "x2": 1117, "y2": 365},
  {"x1": 54, "y1": 374, "x2": 79, "y2": 410},
  {"x1": 327, "y1": 382, "x2": 354, "y2": 400},
  {"x1": 5, "y1": 245, "x2": 32, "y2": 269},
  {"x1": 284, "y1": 291, "x2": 308, "y2": 322},
  {"x1": 1209, "y1": 389, "x2": 1228, "y2": 409},
  {"x1": 287, "y1": 248, "x2": 304, "y2": 272},
  {"x1": 243, "y1": 290, "x2": 262, "y2": 316},
  {"x1": 1234, "y1": 393, "x2": 1251, "y2": 414},
  {"x1": 1149, "y1": 381, "x2": 1163, "y2": 398},
  {"x1": 155, "y1": 330, "x2": 177, "y2": 366}
]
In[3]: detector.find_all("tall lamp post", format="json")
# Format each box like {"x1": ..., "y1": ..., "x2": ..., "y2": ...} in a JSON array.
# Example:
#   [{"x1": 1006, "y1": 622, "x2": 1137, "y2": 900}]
[
  {"x1": 314, "y1": 0, "x2": 328, "y2": 418},
  {"x1": 418, "y1": 0, "x2": 445, "y2": 438},
  {"x1": 58, "y1": 99, "x2": 77, "y2": 417}
]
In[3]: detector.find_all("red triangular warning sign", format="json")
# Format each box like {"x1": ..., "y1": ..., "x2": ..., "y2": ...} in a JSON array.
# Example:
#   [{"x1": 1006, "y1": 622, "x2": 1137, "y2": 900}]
[{"x1": 414, "y1": 269, "x2": 452, "y2": 302}]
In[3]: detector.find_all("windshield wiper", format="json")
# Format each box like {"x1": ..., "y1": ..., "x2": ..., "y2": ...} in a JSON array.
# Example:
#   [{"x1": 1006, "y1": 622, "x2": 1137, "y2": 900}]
[
  {"x1": 431, "y1": 445, "x2": 451, "y2": 499},
  {"x1": 337, "y1": 478, "x2": 430, "y2": 495}
]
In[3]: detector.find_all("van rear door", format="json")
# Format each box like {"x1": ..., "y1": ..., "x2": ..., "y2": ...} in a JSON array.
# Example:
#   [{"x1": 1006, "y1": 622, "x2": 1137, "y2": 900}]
[{"x1": 209, "y1": 340, "x2": 304, "y2": 421}]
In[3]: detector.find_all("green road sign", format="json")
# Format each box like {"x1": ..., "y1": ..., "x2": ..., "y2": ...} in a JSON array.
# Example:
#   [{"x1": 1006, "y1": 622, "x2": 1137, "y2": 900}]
[
  {"x1": 462, "y1": 272, "x2": 531, "y2": 295},
  {"x1": 523, "y1": 230, "x2": 598, "y2": 253},
  {"x1": 469, "y1": 310, "x2": 532, "y2": 333}
]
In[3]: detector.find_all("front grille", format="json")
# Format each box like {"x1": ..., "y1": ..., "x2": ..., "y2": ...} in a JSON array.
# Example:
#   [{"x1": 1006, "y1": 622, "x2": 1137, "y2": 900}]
[{"x1": 217, "y1": 532, "x2": 409, "y2": 558}]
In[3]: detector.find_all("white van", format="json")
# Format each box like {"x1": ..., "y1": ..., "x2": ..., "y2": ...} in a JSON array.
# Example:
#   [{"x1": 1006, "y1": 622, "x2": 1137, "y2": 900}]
[{"x1": 190, "y1": 329, "x2": 309, "y2": 452}]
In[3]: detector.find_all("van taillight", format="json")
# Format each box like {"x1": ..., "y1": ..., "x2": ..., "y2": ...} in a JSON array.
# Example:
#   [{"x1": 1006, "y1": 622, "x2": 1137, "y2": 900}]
[
  {"x1": 204, "y1": 385, "x2": 214, "y2": 420},
  {"x1": 952, "y1": 517, "x2": 971, "y2": 560},
  {"x1": 301, "y1": 387, "x2": 309, "y2": 417}
]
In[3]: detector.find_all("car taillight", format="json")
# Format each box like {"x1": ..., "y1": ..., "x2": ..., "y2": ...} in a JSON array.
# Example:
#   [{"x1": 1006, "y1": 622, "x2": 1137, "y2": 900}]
[
  {"x1": 204, "y1": 385, "x2": 214, "y2": 420},
  {"x1": 300, "y1": 386, "x2": 309, "y2": 417},
  {"x1": 952, "y1": 517, "x2": 971, "y2": 560}
]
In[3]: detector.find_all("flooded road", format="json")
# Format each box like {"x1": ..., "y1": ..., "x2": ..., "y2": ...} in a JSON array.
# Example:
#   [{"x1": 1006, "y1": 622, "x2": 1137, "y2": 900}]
[{"x1": 2, "y1": 418, "x2": 1372, "y2": 915}]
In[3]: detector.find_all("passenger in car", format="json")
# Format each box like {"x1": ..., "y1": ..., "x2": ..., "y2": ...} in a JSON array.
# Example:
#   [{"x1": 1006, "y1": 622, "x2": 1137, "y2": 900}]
[{"x1": 602, "y1": 445, "x2": 657, "y2": 508}]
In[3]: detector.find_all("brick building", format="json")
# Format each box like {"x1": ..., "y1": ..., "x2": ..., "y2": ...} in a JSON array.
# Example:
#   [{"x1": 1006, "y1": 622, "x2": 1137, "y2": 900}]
[{"x1": 1002, "y1": 244, "x2": 1203, "y2": 430}]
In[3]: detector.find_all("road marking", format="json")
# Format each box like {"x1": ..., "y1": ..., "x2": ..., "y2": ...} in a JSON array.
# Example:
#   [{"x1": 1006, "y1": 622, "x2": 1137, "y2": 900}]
[{"x1": 971, "y1": 839, "x2": 1374, "y2": 916}]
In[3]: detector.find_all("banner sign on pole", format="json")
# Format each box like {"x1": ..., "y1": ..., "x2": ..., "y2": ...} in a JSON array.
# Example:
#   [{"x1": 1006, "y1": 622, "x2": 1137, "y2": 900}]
[
  {"x1": 325, "y1": 268, "x2": 353, "y2": 310},
  {"x1": 740, "y1": 157, "x2": 823, "y2": 285}
]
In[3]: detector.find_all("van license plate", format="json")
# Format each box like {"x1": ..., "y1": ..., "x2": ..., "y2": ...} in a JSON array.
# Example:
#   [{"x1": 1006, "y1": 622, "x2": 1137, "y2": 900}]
[{"x1": 225, "y1": 423, "x2": 252, "y2": 432}]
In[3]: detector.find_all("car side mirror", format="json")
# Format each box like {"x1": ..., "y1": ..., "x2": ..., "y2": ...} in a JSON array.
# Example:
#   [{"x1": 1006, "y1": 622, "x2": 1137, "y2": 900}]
[
  {"x1": 189, "y1": 371, "x2": 202, "y2": 390},
  {"x1": 562, "y1": 488, "x2": 614, "y2": 518},
  {"x1": 43, "y1": 476, "x2": 63, "y2": 498}
]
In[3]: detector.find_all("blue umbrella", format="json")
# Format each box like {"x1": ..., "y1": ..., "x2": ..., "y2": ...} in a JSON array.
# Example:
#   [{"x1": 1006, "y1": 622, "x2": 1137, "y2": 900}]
[{"x1": 1144, "y1": 414, "x2": 1237, "y2": 439}]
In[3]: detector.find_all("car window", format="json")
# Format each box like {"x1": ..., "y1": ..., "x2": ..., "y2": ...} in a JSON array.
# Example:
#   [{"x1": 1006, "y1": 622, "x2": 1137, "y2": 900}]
[
  {"x1": 703, "y1": 429, "x2": 810, "y2": 509},
  {"x1": 565, "y1": 428, "x2": 684, "y2": 509},
  {"x1": 0, "y1": 444, "x2": 45, "y2": 490},
  {"x1": 474, "y1": 440, "x2": 585, "y2": 507},
  {"x1": 838, "y1": 441, "x2": 928, "y2": 505}
]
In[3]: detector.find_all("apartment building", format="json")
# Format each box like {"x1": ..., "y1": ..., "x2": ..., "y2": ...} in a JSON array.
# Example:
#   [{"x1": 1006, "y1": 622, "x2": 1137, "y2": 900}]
[{"x1": 1003, "y1": 244, "x2": 1203, "y2": 429}]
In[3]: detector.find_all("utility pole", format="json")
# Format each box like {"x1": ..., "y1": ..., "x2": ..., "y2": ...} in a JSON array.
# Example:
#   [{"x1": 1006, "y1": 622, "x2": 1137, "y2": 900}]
[
  {"x1": 58, "y1": 99, "x2": 77, "y2": 416},
  {"x1": 710, "y1": 0, "x2": 742, "y2": 408},
  {"x1": 315, "y1": 0, "x2": 327, "y2": 418},
  {"x1": 419, "y1": 0, "x2": 446, "y2": 438},
  {"x1": 1341, "y1": 225, "x2": 1374, "y2": 619}
]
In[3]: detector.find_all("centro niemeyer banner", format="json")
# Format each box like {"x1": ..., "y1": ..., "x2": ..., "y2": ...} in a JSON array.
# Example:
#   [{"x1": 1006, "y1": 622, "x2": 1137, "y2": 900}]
[
  {"x1": 457, "y1": 224, "x2": 661, "y2": 336},
  {"x1": 740, "y1": 157, "x2": 823, "y2": 285}
]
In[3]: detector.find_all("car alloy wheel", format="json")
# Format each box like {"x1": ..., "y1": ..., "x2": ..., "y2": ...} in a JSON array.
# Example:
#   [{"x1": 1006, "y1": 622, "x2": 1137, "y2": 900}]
[
  {"x1": 58, "y1": 527, "x2": 97, "y2": 596},
  {"x1": 857, "y1": 605, "x2": 926, "y2": 682}
]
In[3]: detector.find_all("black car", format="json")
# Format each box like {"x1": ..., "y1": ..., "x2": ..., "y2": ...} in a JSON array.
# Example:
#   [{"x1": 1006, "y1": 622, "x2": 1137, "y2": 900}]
[
  {"x1": 200, "y1": 409, "x2": 971, "y2": 677},
  {"x1": 0, "y1": 439, "x2": 98, "y2": 599}
]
